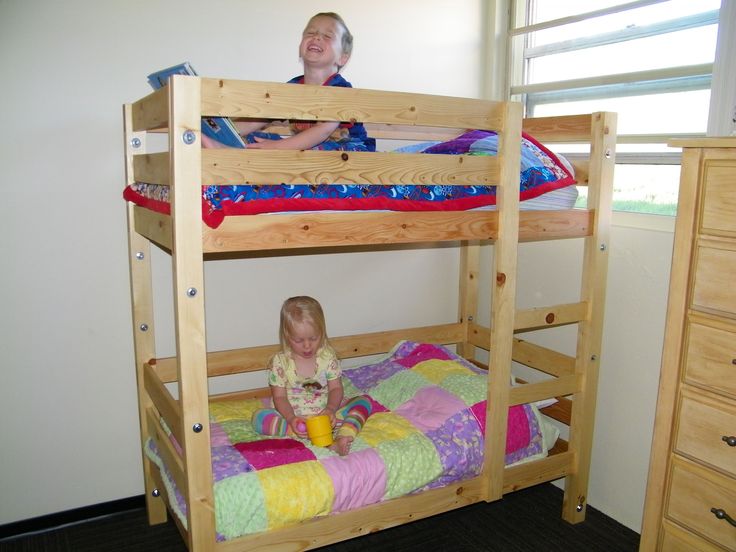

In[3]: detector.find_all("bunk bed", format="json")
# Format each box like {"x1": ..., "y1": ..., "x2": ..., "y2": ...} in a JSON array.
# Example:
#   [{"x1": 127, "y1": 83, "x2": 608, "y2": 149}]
[{"x1": 123, "y1": 75, "x2": 616, "y2": 551}]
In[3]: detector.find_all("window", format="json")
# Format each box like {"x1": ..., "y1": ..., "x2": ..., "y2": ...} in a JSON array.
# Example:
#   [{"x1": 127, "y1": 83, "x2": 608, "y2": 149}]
[{"x1": 508, "y1": 0, "x2": 720, "y2": 214}]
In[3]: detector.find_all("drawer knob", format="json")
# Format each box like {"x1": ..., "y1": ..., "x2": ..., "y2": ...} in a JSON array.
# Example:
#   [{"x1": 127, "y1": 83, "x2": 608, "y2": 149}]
[
  {"x1": 723, "y1": 435, "x2": 736, "y2": 447},
  {"x1": 711, "y1": 508, "x2": 736, "y2": 528}
]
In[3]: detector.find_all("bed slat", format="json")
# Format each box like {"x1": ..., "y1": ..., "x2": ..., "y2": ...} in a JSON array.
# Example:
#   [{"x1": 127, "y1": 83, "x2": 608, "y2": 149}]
[
  {"x1": 130, "y1": 208, "x2": 593, "y2": 254},
  {"x1": 131, "y1": 86, "x2": 169, "y2": 132},
  {"x1": 134, "y1": 153, "x2": 170, "y2": 187},
  {"x1": 133, "y1": 206, "x2": 172, "y2": 250},
  {"x1": 466, "y1": 328, "x2": 576, "y2": 378},
  {"x1": 332, "y1": 323, "x2": 465, "y2": 360},
  {"x1": 202, "y1": 211, "x2": 498, "y2": 251},
  {"x1": 514, "y1": 301, "x2": 589, "y2": 332},
  {"x1": 523, "y1": 114, "x2": 593, "y2": 143},
  {"x1": 213, "y1": 476, "x2": 487, "y2": 552},
  {"x1": 509, "y1": 374, "x2": 578, "y2": 406},
  {"x1": 517, "y1": 209, "x2": 592, "y2": 242},
  {"x1": 149, "y1": 461, "x2": 188, "y2": 540},
  {"x1": 540, "y1": 399, "x2": 572, "y2": 425},
  {"x1": 146, "y1": 407, "x2": 187, "y2": 501},
  {"x1": 569, "y1": 159, "x2": 590, "y2": 186},
  {"x1": 200, "y1": 78, "x2": 506, "y2": 131},
  {"x1": 201, "y1": 149, "x2": 499, "y2": 187},
  {"x1": 153, "y1": 323, "x2": 466, "y2": 383},
  {"x1": 509, "y1": 338, "x2": 576, "y2": 378},
  {"x1": 144, "y1": 361, "x2": 182, "y2": 445},
  {"x1": 503, "y1": 451, "x2": 575, "y2": 493}
]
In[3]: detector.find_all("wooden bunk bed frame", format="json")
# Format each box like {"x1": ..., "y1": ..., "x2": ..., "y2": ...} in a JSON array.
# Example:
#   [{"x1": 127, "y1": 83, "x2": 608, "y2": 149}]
[{"x1": 124, "y1": 75, "x2": 616, "y2": 551}]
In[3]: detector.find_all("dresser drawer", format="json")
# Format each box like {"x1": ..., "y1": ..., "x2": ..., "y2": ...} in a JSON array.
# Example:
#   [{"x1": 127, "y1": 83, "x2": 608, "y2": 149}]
[
  {"x1": 692, "y1": 245, "x2": 736, "y2": 315},
  {"x1": 701, "y1": 160, "x2": 736, "y2": 235},
  {"x1": 685, "y1": 320, "x2": 736, "y2": 398},
  {"x1": 661, "y1": 519, "x2": 726, "y2": 552},
  {"x1": 675, "y1": 389, "x2": 736, "y2": 478},
  {"x1": 666, "y1": 458, "x2": 736, "y2": 550}
]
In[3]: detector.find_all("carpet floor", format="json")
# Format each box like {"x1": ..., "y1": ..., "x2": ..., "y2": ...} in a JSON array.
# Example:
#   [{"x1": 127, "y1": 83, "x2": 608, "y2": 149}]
[{"x1": 0, "y1": 483, "x2": 640, "y2": 551}]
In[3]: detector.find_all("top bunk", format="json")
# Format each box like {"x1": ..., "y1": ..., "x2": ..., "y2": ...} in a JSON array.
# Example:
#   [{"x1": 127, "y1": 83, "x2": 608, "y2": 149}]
[{"x1": 123, "y1": 76, "x2": 615, "y2": 254}]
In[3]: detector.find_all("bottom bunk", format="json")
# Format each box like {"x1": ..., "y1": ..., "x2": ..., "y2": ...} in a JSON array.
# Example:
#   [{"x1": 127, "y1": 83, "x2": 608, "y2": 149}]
[{"x1": 143, "y1": 339, "x2": 572, "y2": 549}]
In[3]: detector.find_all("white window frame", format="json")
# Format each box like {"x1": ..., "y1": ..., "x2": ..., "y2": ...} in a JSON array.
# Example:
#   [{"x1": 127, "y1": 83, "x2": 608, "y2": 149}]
[
  {"x1": 505, "y1": 0, "x2": 720, "y2": 166},
  {"x1": 708, "y1": 0, "x2": 736, "y2": 136}
]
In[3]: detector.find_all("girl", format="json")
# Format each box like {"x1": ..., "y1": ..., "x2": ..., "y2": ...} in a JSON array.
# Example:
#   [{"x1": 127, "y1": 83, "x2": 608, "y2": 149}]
[{"x1": 252, "y1": 296, "x2": 371, "y2": 456}]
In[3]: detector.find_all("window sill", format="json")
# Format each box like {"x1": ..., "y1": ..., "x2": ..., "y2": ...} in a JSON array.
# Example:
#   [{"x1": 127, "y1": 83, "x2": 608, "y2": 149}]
[{"x1": 612, "y1": 210, "x2": 676, "y2": 232}]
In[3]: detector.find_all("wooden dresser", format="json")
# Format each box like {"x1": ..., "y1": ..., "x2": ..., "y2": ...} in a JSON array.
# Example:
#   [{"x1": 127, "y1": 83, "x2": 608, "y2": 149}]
[{"x1": 640, "y1": 138, "x2": 736, "y2": 551}]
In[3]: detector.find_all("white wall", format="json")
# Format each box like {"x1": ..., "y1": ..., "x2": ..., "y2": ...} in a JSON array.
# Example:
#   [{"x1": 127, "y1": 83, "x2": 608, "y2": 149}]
[
  {"x1": 469, "y1": 214, "x2": 672, "y2": 532},
  {"x1": 1, "y1": 0, "x2": 668, "y2": 535},
  {"x1": 589, "y1": 218, "x2": 674, "y2": 530},
  {"x1": 0, "y1": 0, "x2": 483, "y2": 525}
]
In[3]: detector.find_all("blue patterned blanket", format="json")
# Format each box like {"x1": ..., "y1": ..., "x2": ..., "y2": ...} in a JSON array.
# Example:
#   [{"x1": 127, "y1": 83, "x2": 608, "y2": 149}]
[{"x1": 124, "y1": 130, "x2": 575, "y2": 228}]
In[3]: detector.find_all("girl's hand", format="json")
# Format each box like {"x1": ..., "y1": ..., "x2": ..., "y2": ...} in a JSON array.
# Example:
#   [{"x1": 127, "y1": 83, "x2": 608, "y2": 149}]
[
  {"x1": 321, "y1": 407, "x2": 337, "y2": 427},
  {"x1": 288, "y1": 416, "x2": 308, "y2": 438}
]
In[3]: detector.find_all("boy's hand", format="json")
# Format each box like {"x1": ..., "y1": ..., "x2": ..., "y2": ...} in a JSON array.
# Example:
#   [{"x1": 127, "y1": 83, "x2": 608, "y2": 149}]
[
  {"x1": 201, "y1": 134, "x2": 228, "y2": 149},
  {"x1": 245, "y1": 135, "x2": 281, "y2": 149}
]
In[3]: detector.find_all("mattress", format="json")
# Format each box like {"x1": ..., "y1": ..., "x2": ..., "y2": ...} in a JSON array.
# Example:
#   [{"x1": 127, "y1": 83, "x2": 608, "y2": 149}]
[
  {"x1": 124, "y1": 130, "x2": 577, "y2": 229},
  {"x1": 145, "y1": 341, "x2": 556, "y2": 541}
]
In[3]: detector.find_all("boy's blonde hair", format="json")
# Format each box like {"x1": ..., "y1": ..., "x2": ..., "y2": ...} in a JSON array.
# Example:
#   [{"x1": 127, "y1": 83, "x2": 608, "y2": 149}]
[
  {"x1": 279, "y1": 296, "x2": 329, "y2": 352},
  {"x1": 308, "y1": 12, "x2": 353, "y2": 66}
]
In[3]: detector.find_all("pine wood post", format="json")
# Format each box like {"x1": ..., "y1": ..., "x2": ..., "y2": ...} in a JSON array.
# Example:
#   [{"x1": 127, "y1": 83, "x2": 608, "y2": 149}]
[
  {"x1": 124, "y1": 104, "x2": 168, "y2": 524},
  {"x1": 168, "y1": 76, "x2": 216, "y2": 550},
  {"x1": 483, "y1": 101, "x2": 521, "y2": 502},
  {"x1": 457, "y1": 240, "x2": 480, "y2": 360},
  {"x1": 562, "y1": 111, "x2": 617, "y2": 523}
]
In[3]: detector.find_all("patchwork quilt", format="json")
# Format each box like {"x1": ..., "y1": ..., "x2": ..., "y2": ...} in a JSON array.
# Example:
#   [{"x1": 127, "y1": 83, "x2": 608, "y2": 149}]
[
  {"x1": 145, "y1": 341, "x2": 547, "y2": 541},
  {"x1": 124, "y1": 130, "x2": 575, "y2": 228}
]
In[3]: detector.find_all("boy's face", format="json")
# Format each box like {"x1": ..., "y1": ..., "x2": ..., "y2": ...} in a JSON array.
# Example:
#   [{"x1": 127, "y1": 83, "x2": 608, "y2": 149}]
[{"x1": 299, "y1": 16, "x2": 349, "y2": 72}]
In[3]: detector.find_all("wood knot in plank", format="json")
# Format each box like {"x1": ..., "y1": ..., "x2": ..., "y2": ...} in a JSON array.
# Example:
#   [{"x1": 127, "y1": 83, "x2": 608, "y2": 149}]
[
  {"x1": 496, "y1": 272, "x2": 506, "y2": 285},
  {"x1": 545, "y1": 313, "x2": 555, "y2": 324},
  {"x1": 341, "y1": 153, "x2": 349, "y2": 161}
]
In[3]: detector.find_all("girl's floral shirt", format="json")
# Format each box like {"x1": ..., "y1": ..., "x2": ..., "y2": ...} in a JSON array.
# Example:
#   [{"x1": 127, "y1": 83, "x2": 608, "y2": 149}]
[{"x1": 268, "y1": 346, "x2": 341, "y2": 416}]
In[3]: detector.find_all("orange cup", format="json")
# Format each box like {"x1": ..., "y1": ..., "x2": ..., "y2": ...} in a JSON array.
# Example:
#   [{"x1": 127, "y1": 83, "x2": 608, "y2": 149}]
[{"x1": 305, "y1": 414, "x2": 333, "y2": 447}]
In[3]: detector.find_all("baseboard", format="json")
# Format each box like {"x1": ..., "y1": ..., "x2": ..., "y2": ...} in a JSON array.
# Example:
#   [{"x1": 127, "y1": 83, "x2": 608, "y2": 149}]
[{"x1": 0, "y1": 495, "x2": 145, "y2": 541}]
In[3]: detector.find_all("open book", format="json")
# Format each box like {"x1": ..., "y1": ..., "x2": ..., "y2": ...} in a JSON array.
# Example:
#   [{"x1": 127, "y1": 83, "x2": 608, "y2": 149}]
[{"x1": 147, "y1": 62, "x2": 246, "y2": 148}]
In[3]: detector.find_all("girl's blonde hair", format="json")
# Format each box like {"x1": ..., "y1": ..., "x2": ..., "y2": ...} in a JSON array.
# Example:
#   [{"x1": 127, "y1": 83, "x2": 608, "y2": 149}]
[
  {"x1": 279, "y1": 296, "x2": 330, "y2": 353},
  {"x1": 308, "y1": 12, "x2": 353, "y2": 67}
]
